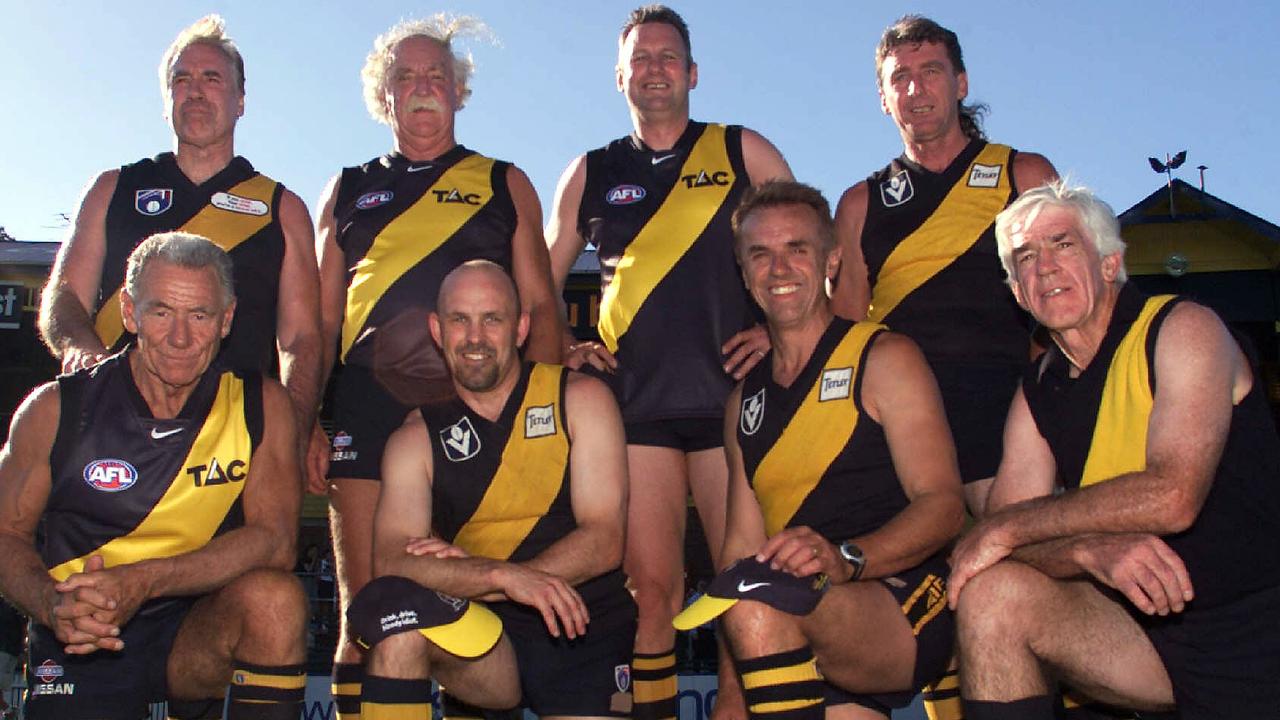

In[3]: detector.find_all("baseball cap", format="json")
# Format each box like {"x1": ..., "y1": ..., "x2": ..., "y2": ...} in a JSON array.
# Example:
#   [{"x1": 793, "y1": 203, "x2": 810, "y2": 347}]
[
  {"x1": 673, "y1": 557, "x2": 830, "y2": 631},
  {"x1": 347, "y1": 575, "x2": 503, "y2": 658}
]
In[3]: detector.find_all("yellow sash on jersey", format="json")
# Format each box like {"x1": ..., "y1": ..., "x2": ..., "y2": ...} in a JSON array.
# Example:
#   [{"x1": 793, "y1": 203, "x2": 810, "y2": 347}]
[
  {"x1": 866, "y1": 144, "x2": 1012, "y2": 322},
  {"x1": 452, "y1": 364, "x2": 569, "y2": 560},
  {"x1": 1079, "y1": 295, "x2": 1176, "y2": 487},
  {"x1": 597, "y1": 124, "x2": 735, "y2": 352},
  {"x1": 753, "y1": 323, "x2": 881, "y2": 536},
  {"x1": 48, "y1": 373, "x2": 252, "y2": 581},
  {"x1": 341, "y1": 154, "x2": 495, "y2": 361},
  {"x1": 94, "y1": 175, "x2": 278, "y2": 347}
]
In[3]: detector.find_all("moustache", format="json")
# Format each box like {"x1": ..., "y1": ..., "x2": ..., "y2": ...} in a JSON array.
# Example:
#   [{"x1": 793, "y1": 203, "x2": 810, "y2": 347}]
[{"x1": 406, "y1": 96, "x2": 447, "y2": 113}]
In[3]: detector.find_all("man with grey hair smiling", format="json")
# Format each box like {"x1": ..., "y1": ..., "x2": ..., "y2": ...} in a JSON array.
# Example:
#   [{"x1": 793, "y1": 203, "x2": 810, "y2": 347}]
[
  {"x1": 2, "y1": 232, "x2": 307, "y2": 720},
  {"x1": 314, "y1": 15, "x2": 563, "y2": 716},
  {"x1": 948, "y1": 181, "x2": 1280, "y2": 719}
]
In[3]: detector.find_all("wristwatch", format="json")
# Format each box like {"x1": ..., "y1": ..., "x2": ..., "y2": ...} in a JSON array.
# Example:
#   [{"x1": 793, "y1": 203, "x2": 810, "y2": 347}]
[{"x1": 838, "y1": 540, "x2": 866, "y2": 581}]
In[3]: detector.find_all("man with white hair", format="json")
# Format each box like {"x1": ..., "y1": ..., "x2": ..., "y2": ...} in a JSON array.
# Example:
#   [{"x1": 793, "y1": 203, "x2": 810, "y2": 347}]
[
  {"x1": 315, "y1": 16, "x2": 563, "y2": 717},
  {"x1": 38, "y1": 15, "x2": 323, "y2": 482},
  {"x1": 948, "y1": 182, "x2": 1280, "y2": 719}
]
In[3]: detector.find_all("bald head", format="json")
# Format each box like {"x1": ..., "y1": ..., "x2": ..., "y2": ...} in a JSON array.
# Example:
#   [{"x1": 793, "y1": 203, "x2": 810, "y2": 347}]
[{"x1": 437, "y1": 260, "x2": 521, "y2": 317}]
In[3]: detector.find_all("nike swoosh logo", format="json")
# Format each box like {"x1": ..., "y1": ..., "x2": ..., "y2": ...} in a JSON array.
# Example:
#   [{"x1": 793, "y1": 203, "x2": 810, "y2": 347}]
[
  {"x1": 736, "y1": 580, "x2": 770, "y2": 593},
  {"x1": 652, "y1": 153, "x2": 678, "y2": 165},
  {"x1": 407, "y1": 164, "x2": 433, "y2": 173},
  {"x1": 151, "y1": 427, "x2": 183, "y2": 439}
]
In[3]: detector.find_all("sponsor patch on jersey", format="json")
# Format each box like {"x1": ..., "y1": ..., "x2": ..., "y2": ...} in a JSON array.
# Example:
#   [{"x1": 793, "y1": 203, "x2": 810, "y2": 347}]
[
  {"x1": 524, "y1": 404, "x2": 557, "y2": 439},
  {"x1": 441, "y1": 416, "x2": 480, "y2": 462},
  {"x1": 355, "y1": 190, "x2": 394, "y2": 210},
  {"x1": 740, "y1": 387, "x2": 765, "y2": 436},
  {"x1": 880, "y1": 170, "x2": 914, "y2": 207},
  {"x1": 967, "y1": 163, "x2": 1003, "y2": 188},
  {"x1": 83, "y1": 458, "x2": 137, "y2": 492},
  {"x1": 819, "y1": 367, "x2": 853, "y2": 402},
  {"x1": 135, "y1": 188, "x2": 173, "y2": 216},
  {"x1": 210, "y1": 191, "x2": 268, "y2": 216},
  {"x1": 35, "y1": 660, "x2": 63, "y2": 683},
  {"x1": 614, "y1": 664, "x2": 631, "y2": 692},
  {"x1": 606, "y1": 184, "x2": 647, "y2": 205},
  {"x1": 333, "y1": 431, "x2": 353, "y2": 449}
]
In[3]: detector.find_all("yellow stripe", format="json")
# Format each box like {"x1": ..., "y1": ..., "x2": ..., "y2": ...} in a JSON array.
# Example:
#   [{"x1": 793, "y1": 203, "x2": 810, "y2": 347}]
[
  {"x1": 452, "y1": 364, "x2": 568, "y2": 560},
  {"x1": 597, "y1": 124, "x2": 734, "y2": 352},
  {"x1": 332, "y1": 682, "x2": 362, "y2": 695},
  {"x1": 233, "y1": 669, "x2": 306, "y2": 690},
  {"x1": 341, "y1": 154, "x2": 495, "y2": 360},
  {"x1": 363, "y1": 702, "x2": 431, "y2": 720},
  {"x1": 95, "y1": 175, "x2": 277, "y2": 347},
  {"x1": 50, "y1": 373, "x2": 250, "y2": 581},
  {"x1": 1080, "y1": 296, "x2": 1176, "y2": 487},
  {"x1": 923, "y1": 696, "x2": 964, "y2": 720},
  {"x1": 741, "y1": 662, "x2": 823, "y2": 689},
  {"x1": 867, "y1": 144, "x2": 1012, "y2": 322},
  {"x1": 754, "y1": 323, "x2": 881, "y2": 536},
  {"x1": 633, "y1": 655, "x2": 676, "y2": 671},
  {"x1": 901, "y1": 573, "x2": 947, "y2": 635},
  {"x1": 749, "y1": 698, "x2": 824, "y2": 713},
  {"x1": 924, "y1": 670, "x2": 959, "y2": 692}
]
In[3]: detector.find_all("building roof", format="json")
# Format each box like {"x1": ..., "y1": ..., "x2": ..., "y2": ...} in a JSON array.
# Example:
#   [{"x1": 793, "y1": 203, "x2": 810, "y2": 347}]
[{"x1": 0, "y1": 241, "x2": 59, "y2": 267}]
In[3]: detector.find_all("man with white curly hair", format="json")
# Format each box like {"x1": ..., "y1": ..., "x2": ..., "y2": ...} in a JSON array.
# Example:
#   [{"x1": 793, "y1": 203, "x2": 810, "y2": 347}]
[
  {"x1": 315, "y1": 16, "x2": 564, "y2": 717},
  {"x1": 38, "y1": 15, "x2": 324, "y2": 489}
]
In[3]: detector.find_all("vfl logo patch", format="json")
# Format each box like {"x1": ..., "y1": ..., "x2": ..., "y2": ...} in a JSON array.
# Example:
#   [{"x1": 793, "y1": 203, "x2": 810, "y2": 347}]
[
  {"x1": 880, "y1": 170, "x2": 913, "y2": 207},
  {"x1": 210, "y1": 191, "x2": 269, "y2": 216},
  {"x1": 967, "y1": 163, "x2": 1003, "y2": 188},
  {"x1": 740, "y1": 388, "x2": 765, "y2": 436},
  {"x1": 441, "y1": 416, "x2": 480, "y2": 462},
  {"x1": 35, "y1": 660, "x2": 63, "y2": 683},
  {"x1": 83, "y1": 459, "x2": 137, "y2": 492},
  {"x1": 818, "y1": 367, "x2": 852, "y2": 402},
  {"x1": 606, "y1": 184, "x2": 646, "y2": 205},
  {"x1": 524, "y1": 404, "x2": 556, "y2": 439},
  {"x1": 355, "y1": 190, "x2": 394, "y2": 210},
  {"x1": 135, "y1": 188, "x2": 173, "y2": 216},
  {"x1": 615, "y1": 664, "x2": 631, "y2": 692}
]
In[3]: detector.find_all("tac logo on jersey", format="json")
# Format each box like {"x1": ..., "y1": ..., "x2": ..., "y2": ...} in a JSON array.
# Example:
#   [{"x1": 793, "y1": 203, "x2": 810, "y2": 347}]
[
  {"x1": 524, "y1": 404, "x2": 557, "y2": 439},
  {"x1": 186, "y1": 457, "x2": 248, "y2": 487},
  {"x1": 432, "y1": 188, "x2": 482, "y2": 205},
  {"x1": 441, "y1": 416, "x2": 480, "y2": 462},
  {"x1": 680, "y1": 169, "x2": 730, "y2": 189},
  {"x1": 135, "y1": 188, "x2": 173, "y2": 216},
  {"x1": 355, "y1": 190, "x2": 394, "y2": 210},
  {"x1": 606, "y1": 184, "x2": 647, "y2": 205},
  {"x1": 880, "y1": 170, "x2": 913, "y2": 207},
  {"x1": 819, "y1": 367, "x2": 853, "y2": 402},
  {"x1": 740, "y1": 388, "x2": 765, "y2": 436},
  {"x1": 967, "y1": 163, "x2": 1003, "y2": 188},
  {"x1": 83, "y1": 459, "x2": 138, "y2": 492},
  {"x1": 614, "y1": 664, "x2": 631, "y2": 693},
  {"x1": 35, "y1": 660, "x2": 63, "y2": 683},
  {"x1": 211, "y1": 191, "x2": 269, "y2": 216}
]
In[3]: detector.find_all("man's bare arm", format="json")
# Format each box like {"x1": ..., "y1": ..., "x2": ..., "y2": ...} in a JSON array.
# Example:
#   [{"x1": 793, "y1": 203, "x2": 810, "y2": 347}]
[
  {"x1": 274, "y1": 189, "x2": 324, "y2": 454},
  {"x1": 719, "y1": 384, "x2": 770, "y2": 569},
  {"x1": 830, "y1": 182, "x2": 871, "y2": 320},
  {"x1": 984, "y1": 386, "x2": 1058, "y2": 514},
  {"x1": 305, "y1": 174, "x2": 348, "y2": 494},
  {"x1": 740, "y1": 128, "x2": 793, "y2": 186},
  {"x1": 1012, "y1": 152, "x2": 1058, "y2": 196},
  {"x1": 508, "y1": 165, "x2": 564, "y2": 365}
]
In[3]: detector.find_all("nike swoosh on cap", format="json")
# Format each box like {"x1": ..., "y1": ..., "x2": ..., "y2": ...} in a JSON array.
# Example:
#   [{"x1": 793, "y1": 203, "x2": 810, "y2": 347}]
[{"x1": 737, "y1": 580, "x2": 770, "y2": 592}]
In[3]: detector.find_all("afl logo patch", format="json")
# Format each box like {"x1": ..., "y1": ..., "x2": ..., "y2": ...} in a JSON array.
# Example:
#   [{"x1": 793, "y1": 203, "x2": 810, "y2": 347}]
[
  {"x1": 84, "y1": 458, "x2": 138, "y2": 492},
  {"x1": 135, "y1": 188, "x2": 173, "y2": 216},
  {"x1": 606, "y1": 184, "x2": 646, "y2": 205},
  {"x1": 356, "y1": 190, "x2": 394, "y2": 210},
  {"x1": 740, "y1": 387, "x2": 765, "y2": 436}
]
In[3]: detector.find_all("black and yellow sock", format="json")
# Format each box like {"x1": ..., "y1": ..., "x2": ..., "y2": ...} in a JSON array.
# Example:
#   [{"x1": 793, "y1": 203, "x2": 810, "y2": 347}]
[
  {"x1": 923, "y1": 657, "x2": 963, "y2": 720},
  {"x1": 332, "y1": 663, "x2": 364, "y2": 720},
  {"x1": 632, "y1": 649, "x2": 678, "y2": 720},
  {"x1": 362, "y1": 675, "x2": 433, "y2": 720},
  {"x1": 737, "y1": 647, "x2": 824, "y2": 720},
  {"x1": 226, "y1": 662, "x2": 306, "y2": 720},
  {"x1": 963, "y1": 696, "x2": 1055, "y2": 720}
]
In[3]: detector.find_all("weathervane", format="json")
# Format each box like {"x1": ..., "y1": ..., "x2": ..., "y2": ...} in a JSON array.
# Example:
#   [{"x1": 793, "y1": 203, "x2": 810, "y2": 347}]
[{"x1": 1148, "y1": 150, "x2": 1187, "y2": 218}]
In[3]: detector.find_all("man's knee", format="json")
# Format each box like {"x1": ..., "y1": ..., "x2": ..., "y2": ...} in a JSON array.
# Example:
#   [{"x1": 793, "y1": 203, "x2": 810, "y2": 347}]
[
  {"x1": 367, "y1": 630, "x2": 432, "y2": 676},
  {"x1": 721, "y1": 600, "x2": 800, "y2": 659},
  {"x1": 956, "y1": 561, "x2": 1054, "y2": 644},
  {"x1": 224, "y1": 567, "x2": 309, "y2": 635}
]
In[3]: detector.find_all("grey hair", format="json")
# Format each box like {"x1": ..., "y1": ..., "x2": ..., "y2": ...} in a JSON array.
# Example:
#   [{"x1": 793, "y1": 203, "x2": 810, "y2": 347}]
[
  {"x1": 995, "y1": 179, "x2": 1128, "y2": 284},
  {"x1": 125, "y1": 232, "x2": 236, "y2": 308},
  {"x1": 362, "y1": 15, "x2": 493, "y2": 123},
  {"x1": 158, "y1": 15, "x2": 245, "y2": 105}
]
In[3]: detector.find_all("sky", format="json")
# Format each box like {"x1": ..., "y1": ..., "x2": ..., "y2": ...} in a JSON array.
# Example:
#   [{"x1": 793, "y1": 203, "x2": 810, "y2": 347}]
[{"x1": 2, "y1": 0, "x2": 1277, "y2": 245}]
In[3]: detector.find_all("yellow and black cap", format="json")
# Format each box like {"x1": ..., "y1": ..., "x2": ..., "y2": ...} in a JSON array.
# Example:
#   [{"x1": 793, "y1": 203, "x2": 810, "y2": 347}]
[
  {"x1": 673, "y1": 557, "x2": 830, "y2": 631},
  {"x1": 347, "y1": 575, "x2": 503, "y2": 658}
]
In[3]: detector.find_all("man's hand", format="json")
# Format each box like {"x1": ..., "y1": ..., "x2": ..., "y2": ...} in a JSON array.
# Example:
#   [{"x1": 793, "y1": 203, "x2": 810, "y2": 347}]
[
  {"x1": 1073, "y1": 533, "x2": 1194, "y2": 615},
  {"x1": 755, "y1": 526, "x2": 849, "y2": 582},
  {"x1": 54, "y1": 555, "x2": 152, "y2": 637},
  {"x1": 405, "y1": 536, "x2": 470, "y2": 559},
  {"x1": 305, "y1": 423, "x2": 330, "y2": 495},
  {"x1": 495, "y1": 564, "x2": 589, "y2": 639},
  {"x1": 722, "y1": 325, "x2": 771, "y2": 380},
  {"x1": 45, "y1": 556, "x2": 123, "y2": 654},
  {"x1": 564, "y1": 340, "x2": 617, "y2": 373},
  {"x1": 60, "y1": 344, "x2": 109, "y2": 374},
  {"x1": 948, "y1": 519, "x2": 1016, "y2": 608}
]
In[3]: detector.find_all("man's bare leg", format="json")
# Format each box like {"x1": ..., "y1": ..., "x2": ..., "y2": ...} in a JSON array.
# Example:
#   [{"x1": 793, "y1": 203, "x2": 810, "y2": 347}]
[{"x1": 329, "y1": 477, "x2": 381, "y2": 719}]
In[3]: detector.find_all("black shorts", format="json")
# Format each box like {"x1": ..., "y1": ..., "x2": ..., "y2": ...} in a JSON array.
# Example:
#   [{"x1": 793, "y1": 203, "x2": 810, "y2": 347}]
[
  {"x1": 930, "y1": 362, "x2": 1021, "y2": 482},
  {"x1": 25, "y1": 597, "x2": 197, "y2": 720},
  {"x1": 326, "y1": 365, "x2": 417, "y2": 480},
  {"x1": 444, "y1": 572, "x2": 637, "y2": 718},
  {"x1": 1138, "y1": 583, "x2": 1280, "y2": 718},
  {"x1": 824, "y1": 554, "x2": 954, "y2": 714},
  {"x1": 625, "y1": 417, "x2": 723, "y2": 451}
]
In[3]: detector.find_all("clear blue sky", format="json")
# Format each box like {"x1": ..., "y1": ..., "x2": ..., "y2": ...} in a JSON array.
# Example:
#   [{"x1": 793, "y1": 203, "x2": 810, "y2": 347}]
[{"x1": 2, "y1": 1, "x2": 1276, "y2": 243}]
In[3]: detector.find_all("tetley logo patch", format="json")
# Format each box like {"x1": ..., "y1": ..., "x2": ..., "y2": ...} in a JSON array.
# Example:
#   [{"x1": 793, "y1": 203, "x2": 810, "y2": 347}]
[
  {"x1": 135, "y1": 188, "x2": 173, "y2": 216},
  {"x1": 879, "y1": 170, "x2": 913, "y2": 207},
  {"x1": 740, "y1": 388, "x2": 765, "y2": 436},
  {"x1": 606, "y1": 184, "x2": 646, "y2": 205},
  {"x1": 441, "y1": 416, "x2": 480, "y2": 462},
  {"x1": 355, "y1": 190, "x2": 394, "y2": 210},
  {"x1": 83, "y1": 459, "x2": 137, "y2": 492}
]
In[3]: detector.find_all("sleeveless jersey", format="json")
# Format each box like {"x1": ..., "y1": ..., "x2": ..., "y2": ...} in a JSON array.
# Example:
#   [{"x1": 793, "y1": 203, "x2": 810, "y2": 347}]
[
  {"x1": 336, "y1": 147, "x2": 516, "y2": 403},
  {"x1": 578, "y1": 121, "x2": 754, "y2": 422},
  {"x1": 42, "y1": 352, "x2": 263, "y2": 582},
  {"x1": 737, "y1": 318, "x2": 908, "y2": 540},
  {"x1": 1023, "y1": 285, "x2": 1280, "y2": 608},
  {"x1": 101, "y1": 153, "x2": 286, "y2": 373},
  {"x1": 862, "y1": 140, "x2": 1027, "y2": 367}
]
